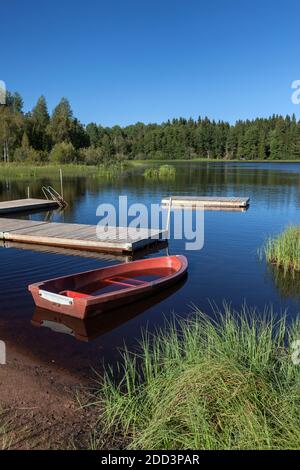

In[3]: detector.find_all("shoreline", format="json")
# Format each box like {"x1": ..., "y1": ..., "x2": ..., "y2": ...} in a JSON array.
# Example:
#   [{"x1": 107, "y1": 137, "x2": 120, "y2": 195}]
[
  {"x1": 0, "y1": 159, "x2": 300, "y2": 179},
  {"x1": 0, "y1": 344, "x2": 94, "y2": 449}
]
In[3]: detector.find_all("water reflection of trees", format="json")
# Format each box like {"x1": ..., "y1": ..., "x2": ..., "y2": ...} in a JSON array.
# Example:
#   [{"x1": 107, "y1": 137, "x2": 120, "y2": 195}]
[{"x1": 1, "y1": 163, "x2": 300, "y2": 211}]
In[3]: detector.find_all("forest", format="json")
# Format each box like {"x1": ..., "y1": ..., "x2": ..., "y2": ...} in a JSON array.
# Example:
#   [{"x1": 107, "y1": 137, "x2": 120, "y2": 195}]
[{"x1": 1, "y1": 91, "x2": 300, "y2": 164}]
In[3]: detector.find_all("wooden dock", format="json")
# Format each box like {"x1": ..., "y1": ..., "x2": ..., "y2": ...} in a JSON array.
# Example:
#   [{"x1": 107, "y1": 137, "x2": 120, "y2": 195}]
[
  {"x1": 0, "y1": 198, "x2": 59, "y2": 215},
  {"x1": 161, "y1": 196, "x2": 250, "y2": 209},
  {"x1": 0, "y1": 218, "x2": 165, "y2": 254}
]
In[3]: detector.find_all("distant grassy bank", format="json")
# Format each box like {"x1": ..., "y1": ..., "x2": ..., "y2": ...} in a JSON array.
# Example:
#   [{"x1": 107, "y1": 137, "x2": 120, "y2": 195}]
[
  {"x1": 0, "y1": 163, "x2": 128, "y2": 179},
  {"x1": 264, "y1": 226, "x2": 300, "y2": 273},
  {"x1": 91, "y1": 305, "x2": 300, "y2": 450},
  {"x1": 2, "y1": 159, "x2": 300, "y2": 180}
]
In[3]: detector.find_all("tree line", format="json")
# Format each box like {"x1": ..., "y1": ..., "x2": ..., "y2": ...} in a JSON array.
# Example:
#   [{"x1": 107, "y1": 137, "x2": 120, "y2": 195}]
[{"x1": 1, "y1": 91, "x2": 300, "y2": 164}]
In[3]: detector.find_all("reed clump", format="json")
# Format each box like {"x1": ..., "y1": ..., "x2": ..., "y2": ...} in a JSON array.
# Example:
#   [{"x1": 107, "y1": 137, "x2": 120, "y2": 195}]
[
  {"x1": 93, "y1": 305, "x2": 300, "y2": 450},
  {"x1": 264, "y1": 226, "x2": 300, "y2": 273},
  {"x1": 144, "y1": 164, "x2": 176, "y2": 181}
]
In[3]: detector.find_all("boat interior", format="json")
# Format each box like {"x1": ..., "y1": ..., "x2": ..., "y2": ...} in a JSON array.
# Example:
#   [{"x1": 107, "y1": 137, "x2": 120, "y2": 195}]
[{"x1": 37, "y1": 256, "x2": 184, "y2": 300}]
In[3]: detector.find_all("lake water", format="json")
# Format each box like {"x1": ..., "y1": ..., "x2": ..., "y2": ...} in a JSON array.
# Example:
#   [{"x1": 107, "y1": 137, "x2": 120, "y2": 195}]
[{"x1": 1, "y1": 162, "x2": 300, "y2": 376}]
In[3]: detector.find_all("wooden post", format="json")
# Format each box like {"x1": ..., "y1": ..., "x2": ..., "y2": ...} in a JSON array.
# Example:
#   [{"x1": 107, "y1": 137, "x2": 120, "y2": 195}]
[
  {"x1": 59, "y1": 168, "x2": 64, "y2": 200},
  {"x1": 27, "y1": 186, "x2": 30, "y2": 198},
  {"x1": 3, "y1": 141, "x2": 8, "y2": 163},
  {"x1": 165, "y1": 197, "x2": 172, "y2": 238}
]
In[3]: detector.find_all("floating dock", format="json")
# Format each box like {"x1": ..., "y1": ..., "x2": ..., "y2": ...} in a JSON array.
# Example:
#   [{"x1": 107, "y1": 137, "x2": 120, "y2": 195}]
[
  {"x1": 161, "y1": 196, "x2": 250, "y2": 209},
  {"x1": 0, "y1": 218, "x2": 165, "y2": 254},
  {"x1": 0, "y1": 198, "x2": 59, "y2": 215}
]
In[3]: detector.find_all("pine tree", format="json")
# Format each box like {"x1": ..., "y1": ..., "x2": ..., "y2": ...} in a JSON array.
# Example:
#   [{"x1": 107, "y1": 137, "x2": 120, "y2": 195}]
[
  {"x1": 32, "y1": 96, "x2": 49, "y2": 127},
  {"x1": 243, "y1": 126, "x2": 259, "y2": 160},
  {"x1": 86, "y1": 123, "x2": 99, "y2": 147},
  {"x1": 70, "y1": 118, "x2": 90, "y2": 149},
  {"x1": 21, "y1": 132, "x2": 29, "y2": 148},
  {"x1": 47, "y1": 97, "x2": 73, "y2": 144},
  {"x1": 258, "y1": 130, "x2": 266, "y2": 160},
  {"x1": 237, "y1": 134, "x2": 246, "y2": 160},
  {"x1": 30, "y1": 96, "x2": 50, "y2": 150},
  {"x1": 269, "y1": 121, "x2": 286, "y2": 160},
  {"x1": 6, "y1": 92, "x2": 23, "y2": 113},
  {"x1": 292, "y1": 124, "x2": 300, "y2": 160},
  {"x1": 226, "y1": 127, "x2": 238, "y2": 159}
]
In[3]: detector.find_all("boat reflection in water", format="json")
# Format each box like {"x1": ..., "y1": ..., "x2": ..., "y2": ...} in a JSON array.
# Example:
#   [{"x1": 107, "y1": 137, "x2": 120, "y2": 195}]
[{"x1": 31, "y1": 276, "x2": 187, "y2": 342}]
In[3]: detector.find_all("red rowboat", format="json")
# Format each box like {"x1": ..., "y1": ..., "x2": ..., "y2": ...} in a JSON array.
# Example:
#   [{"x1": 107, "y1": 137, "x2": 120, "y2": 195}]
[
  {"x1": 31, "y1": 277, "x2": 187, "y2": 341},
  {"x1": 28, "y1": 255, "x2": 188, "y2": 319}
]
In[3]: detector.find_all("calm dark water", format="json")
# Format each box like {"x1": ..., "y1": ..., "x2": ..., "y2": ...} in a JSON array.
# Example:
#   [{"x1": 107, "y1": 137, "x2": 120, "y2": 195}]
[{"x1": 1, "y1": 162, "x2": 300, "y2": 377}]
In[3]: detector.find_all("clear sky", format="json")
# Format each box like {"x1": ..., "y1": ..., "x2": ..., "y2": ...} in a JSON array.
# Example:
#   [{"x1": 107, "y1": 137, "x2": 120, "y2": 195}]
[{"x1": 1, "y1": 0, "x2": 300, "y2": 126}]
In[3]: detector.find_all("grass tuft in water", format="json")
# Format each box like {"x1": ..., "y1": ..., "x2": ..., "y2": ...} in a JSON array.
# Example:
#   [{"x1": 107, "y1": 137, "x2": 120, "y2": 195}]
[
  {"x1": 92, "y1": 304, "x2": 300, "y2": 450},
  {"x1": 144, "y1": 164, "x2": 176, "y2": 181},
  {"x1": 263, "y1": 226, "x2": 300, "y2": 273}
]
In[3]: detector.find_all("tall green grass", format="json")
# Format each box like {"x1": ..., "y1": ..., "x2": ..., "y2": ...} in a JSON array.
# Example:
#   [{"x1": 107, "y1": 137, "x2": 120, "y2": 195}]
[
  {"x1": 144, "y1": 164, "x2": 176, "y2": 181},
  {"x1": 93, "y1": 305, "x2": 300, "y2": 450},
  {"x1": 264, "y1": 226, "x2": 300, "y2": 273}
]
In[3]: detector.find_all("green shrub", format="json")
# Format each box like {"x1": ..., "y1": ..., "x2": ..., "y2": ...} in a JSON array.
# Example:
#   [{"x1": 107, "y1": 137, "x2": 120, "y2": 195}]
[
  {"x1": 79, "y1": 146, "x2": 104, "y2": 165},
  {"x1": 13, "y1": 146, "x2": 47, "y2": 163},
  {"x1": 49, "y1": 141, "x2": 77, "y2": 164}
]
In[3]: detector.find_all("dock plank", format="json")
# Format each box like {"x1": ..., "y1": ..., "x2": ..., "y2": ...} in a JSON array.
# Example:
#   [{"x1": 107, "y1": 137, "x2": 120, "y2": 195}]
[
  {"x1": 0, "y1": 218, "x2": 165, "y2": 254},
  {"x1": 0, "y1": 198, "x2": 59, "y2": 214}
]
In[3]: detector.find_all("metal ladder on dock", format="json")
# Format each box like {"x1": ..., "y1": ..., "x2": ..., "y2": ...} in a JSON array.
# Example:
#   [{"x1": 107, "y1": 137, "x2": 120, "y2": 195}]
[{"x1": 42, "y1": 186, "x2": 68, "y2": 208}]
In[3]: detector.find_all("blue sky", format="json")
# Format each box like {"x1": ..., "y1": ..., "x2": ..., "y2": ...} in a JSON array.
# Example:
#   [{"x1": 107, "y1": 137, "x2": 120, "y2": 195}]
[{"x1": 1, "y1": 0, "x2": 300, "y2": 126}]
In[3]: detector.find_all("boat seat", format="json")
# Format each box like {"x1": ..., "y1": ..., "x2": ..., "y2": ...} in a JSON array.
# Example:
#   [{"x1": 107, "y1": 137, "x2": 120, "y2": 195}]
[
  {"x1": 115, "y1": 276, "x2": 146, "y2": 285},
  {"x1": 60, "y1": 290, "x2": 90, "y2": 299},
  {"x1": 103, "y1": 276, "x2": 149, "y2": 288},
  {"x1": 60, "y1": 277, "x2": 149, "y2": 298}
]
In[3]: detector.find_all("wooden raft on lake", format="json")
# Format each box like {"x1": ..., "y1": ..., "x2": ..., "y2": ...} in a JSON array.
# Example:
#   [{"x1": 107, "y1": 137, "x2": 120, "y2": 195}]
[
  {"x1": 0, "y1": 218, "x2": 165, "y2": 254},
  {"x1": 0, "y1": 198, "x2": 59, "y2": 215},
  {"x1": 161, "y1": 196, "x2": 250, "y2": 209}
]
